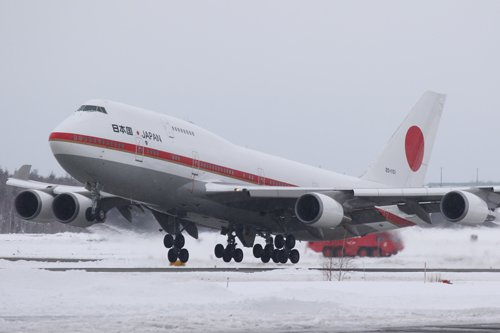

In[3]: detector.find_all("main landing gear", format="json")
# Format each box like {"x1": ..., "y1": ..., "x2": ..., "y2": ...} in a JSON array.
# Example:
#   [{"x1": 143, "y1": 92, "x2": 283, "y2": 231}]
[
  {"x1": 164, "y1": 233, "x2": 189, "y2": 264},
  {"x1": 214, "y1": 228, "x2": 244, "y2": 263},
  {"x1": 252, "y1": 234, "x2": 300, "y2": 264},
  {"x1": 214, "y1": 231, "x2": 300, "y2": 264}
]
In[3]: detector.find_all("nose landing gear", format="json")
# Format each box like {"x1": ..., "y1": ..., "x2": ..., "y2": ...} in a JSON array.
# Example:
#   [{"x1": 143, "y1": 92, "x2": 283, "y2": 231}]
[{"x1": 85, "y1": 181, "x2": 107, "y2": 223}]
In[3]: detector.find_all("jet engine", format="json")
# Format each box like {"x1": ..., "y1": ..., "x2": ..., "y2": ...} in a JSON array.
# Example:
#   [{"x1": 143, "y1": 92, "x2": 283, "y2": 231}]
[
  {"x1": 294, "y1": 193, "x2": 345, "y2": 229},
  {"x1": 14, "y1": 190, "x2": 55, "y2": 222},
  {"x1": 52, "y1": 193, "x2": 97, "y2": 227},
  {"x1": 440, "y1": 190, "x2": 491, "y2": 225}
]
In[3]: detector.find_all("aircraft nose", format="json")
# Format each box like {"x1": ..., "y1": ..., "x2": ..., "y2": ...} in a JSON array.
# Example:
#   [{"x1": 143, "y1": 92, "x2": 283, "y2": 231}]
[{"x1": 48, "y1": 112, "x2": 86, "y2": 155}]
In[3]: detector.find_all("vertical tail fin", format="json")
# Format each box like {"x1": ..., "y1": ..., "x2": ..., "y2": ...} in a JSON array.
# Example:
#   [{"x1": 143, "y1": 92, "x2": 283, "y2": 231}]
[{"x1": 361, "y1": 91, "x2": 446, "y2": 187}]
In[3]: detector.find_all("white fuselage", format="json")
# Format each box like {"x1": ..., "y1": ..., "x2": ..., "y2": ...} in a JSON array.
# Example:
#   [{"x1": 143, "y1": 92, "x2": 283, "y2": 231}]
[
  {"x1": 49, "y1": 99, "x2": 381, "y2": 194},
  {"x1": 47, "y1": 100, "x2": 393, "y2": 240}
]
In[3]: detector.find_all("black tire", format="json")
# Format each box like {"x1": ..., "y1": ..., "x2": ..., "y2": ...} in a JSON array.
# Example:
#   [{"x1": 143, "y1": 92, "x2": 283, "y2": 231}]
[
  {"x1": 233, "y1": 248, "x2": 244, "y2": 263},
  {"x1": 85, "y1": 208, "x2": 95, "y2": 222},
  {"x1": 222, "y1": 250, "x2": 232, "y2": 263},
  {"x1": 272, "y1": 249, "x2": 280, "y2": 263},
  {"x1": 274, "y1": 235, "x2": 285, "y2": 249},
  {"x1": 261, "y1": 253, "x2": 270, "y2": 263},
  {"x1": 285, "y1": 235, "x2": 296, "y2": 249},
  {"x1": 214, "y1": 244, "x2": 225, "y2": 258},
  {"x1": 289, "y1": 249, "x2": 300, "y2": 264},
  {"x1": 264, "y1": 244, "x2": 274, "y2": 257},
  {"x1": 163, "y1": 234, "x2": 174, "y2": 248},
  {"x1": 225, "y1": 244, "x2": 235, "y2": 257},
  {"x1": 174, "y1": 234, "x2": 185, "y2": 249},
  {"x1": 167, "y1": 248, "x2": 178, "y2": 263},
  {"x1": 279, "y1": 250, "x2": 288, "y2": 264},
  {"x1": 178, "y1": 248, "x2": 189, "y2": 263},
  {"x1": 96, "y1": 209, "x2": 106, "y2": 222},
  {"x1": 253, "y1": 244, "x2": 263, "y2": 258}
]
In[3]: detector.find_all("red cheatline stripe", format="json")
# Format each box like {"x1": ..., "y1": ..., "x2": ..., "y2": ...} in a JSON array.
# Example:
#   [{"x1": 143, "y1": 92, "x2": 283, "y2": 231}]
[
  {"x1": 49, "y1": 132, "x2": 295, "y2": 187},
  {"x1": 49, "y1": 132, "x2": 415, "y2": 228},
  {"x1": 375, "y1": 208, "x2": 416, "y2": 228}
]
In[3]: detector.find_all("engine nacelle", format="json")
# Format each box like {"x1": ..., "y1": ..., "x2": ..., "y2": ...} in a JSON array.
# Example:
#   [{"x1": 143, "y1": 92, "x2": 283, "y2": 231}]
[
  {"x1": 295, "y1": 193, "x2": 345, "y2": 229},
  {"x1": 52, "y1": 193, "x2": 96, "y2": 227},
  {"x1": 14, "y1": 190, "x2": 55, "y2": 222},
  {"x1": 440, "y1": 190, "x2": 491, "y2": 225}
]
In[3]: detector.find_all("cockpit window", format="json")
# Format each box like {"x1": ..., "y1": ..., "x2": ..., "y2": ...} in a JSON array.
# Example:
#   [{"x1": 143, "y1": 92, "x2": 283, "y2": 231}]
[{"x1": 77, "y1": 105, "x2": 107, "y2": 114}]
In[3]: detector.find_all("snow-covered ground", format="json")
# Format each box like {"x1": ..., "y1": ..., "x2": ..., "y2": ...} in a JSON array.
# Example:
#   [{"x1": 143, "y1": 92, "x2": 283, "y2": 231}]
[{"x1": 1, "y1": 226, "x2": 500, "y2": 332}]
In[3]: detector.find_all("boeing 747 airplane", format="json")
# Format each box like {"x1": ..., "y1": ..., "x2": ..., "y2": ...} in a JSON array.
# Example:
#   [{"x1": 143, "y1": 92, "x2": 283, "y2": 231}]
[{"x1": 7, "y1": 92, "x2": 500, "y2": 264}]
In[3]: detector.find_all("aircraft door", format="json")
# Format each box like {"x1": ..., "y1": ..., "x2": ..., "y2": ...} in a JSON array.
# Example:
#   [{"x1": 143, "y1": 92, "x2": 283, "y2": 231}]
[
  {"x1": 191, "y1": 151, "x2": 200, "y2": 192},
  {"x1": 258, "y1": 168, "x2": 265, "y2": 185},
  {"x1": 164, "y1": 121, "x2": 175, "y2": 139},
  {"x1": 135, "y1": 137, "x2": 144, "y2": 162},
  {"x1": 192, "y1": 151, "x2": 200, "y2": 178}
]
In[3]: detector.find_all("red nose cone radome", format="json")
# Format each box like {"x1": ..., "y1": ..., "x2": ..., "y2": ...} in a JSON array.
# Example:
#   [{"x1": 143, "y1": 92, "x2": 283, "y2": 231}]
[{"x1": 405, "y1": 126, "x2": 424, "y2": 172}]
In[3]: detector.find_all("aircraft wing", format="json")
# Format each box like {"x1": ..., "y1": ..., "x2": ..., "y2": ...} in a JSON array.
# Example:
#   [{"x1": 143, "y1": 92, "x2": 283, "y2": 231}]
[
  {"x1": 6, "y1": 166, "x2": 139, "y2": 224},
  {"x1": 7, "y1": 165, "x2": 199, "y2": 236},
  {"x1": 6, "y1": 177, "x2": 119, "y2": 198},
  {"x1": 204, "y1": 182, "x2": 500, "y2": 236}
]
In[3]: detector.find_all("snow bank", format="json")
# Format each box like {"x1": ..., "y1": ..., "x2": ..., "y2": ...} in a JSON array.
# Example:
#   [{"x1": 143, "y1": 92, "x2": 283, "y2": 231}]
[{"x1": 1, "y1": 226, "x2": 500, "y2": 332}]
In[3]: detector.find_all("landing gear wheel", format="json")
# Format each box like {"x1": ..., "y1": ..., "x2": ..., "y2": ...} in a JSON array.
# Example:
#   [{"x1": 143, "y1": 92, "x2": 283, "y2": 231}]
[
  {"x1": 95, "y1": 209, "x2": 106, "y2": 222},
  {"x1": 272, "y1": 249, "x2": 280, "y2": 263},
  {"x1": 261, "y1": 253, "x2": 270, "y2": 263},
  {"x1": 233, "y1": 248, "x2": 244, "y2": 263},
  {"x1": 222, "y1": 251, "x2": 232, "y2": 263},
  {"x1": 279, "y1": 250, "x2": 288, "y2": 264},
  {"x1": 253, "y1": 244, "x2": 263, "y2": 258},
  {"x1": 174, "y1": 234, "x2": 185, "y2": 248},
  {"x1": 274, "y1": 235, "x2": 285, "y2": 249},
  {"x1": 85, "y1": 208, "x2": 96, "y2": 222},
  {"x1": 285, "y1": 235, "x2": 296, "y2": 249},
  {"x1": 178, "y1": 248, "x2": 189, "y2": 263},
  {"x1": 264, "y1": 244, "x2": 274, "y2": 258},
  {"x1": 289, "y1": 249, "x2": 300, "y2": 264},
  {"x1": 214, "y1": 244, "x2": 225, "y2": 258},
  {"x1": 163, "y1": 234, "x2": 174, "y2": 248},
  {"x1": 225, "y1": 244, "x2": 235, "y2": 258},
  {"x1": 167, "y1": 248, "x2": 178, "y2": 263}
]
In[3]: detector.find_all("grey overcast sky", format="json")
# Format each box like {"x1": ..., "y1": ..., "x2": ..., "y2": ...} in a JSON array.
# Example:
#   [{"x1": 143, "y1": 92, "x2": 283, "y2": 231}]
[{"x1": 1, "y1": 0, "x2": 499, "y2": 183}]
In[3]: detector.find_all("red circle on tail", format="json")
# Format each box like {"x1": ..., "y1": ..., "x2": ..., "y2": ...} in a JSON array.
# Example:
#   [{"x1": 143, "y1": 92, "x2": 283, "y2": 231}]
[{"x1": 405, "y1": 126, "x2": 424, "y2": 172}]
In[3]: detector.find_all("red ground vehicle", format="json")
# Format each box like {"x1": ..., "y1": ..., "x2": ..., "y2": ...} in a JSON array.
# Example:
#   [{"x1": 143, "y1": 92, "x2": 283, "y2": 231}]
[{"x1": 308, "y1": 231, "x2": 404, "y2": 258}]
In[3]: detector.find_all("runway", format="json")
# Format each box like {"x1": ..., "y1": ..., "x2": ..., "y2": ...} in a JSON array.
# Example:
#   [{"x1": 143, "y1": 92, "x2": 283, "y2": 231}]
[
  {"x1": 0, "y1": 256, "x2": 101, "y2": 263},
  {"x1": 3, "y1": 256, "x2": 500, "y2": 273},
  {"x1": 40, "y1": 266, "x2": 500, "y2": 273}
]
